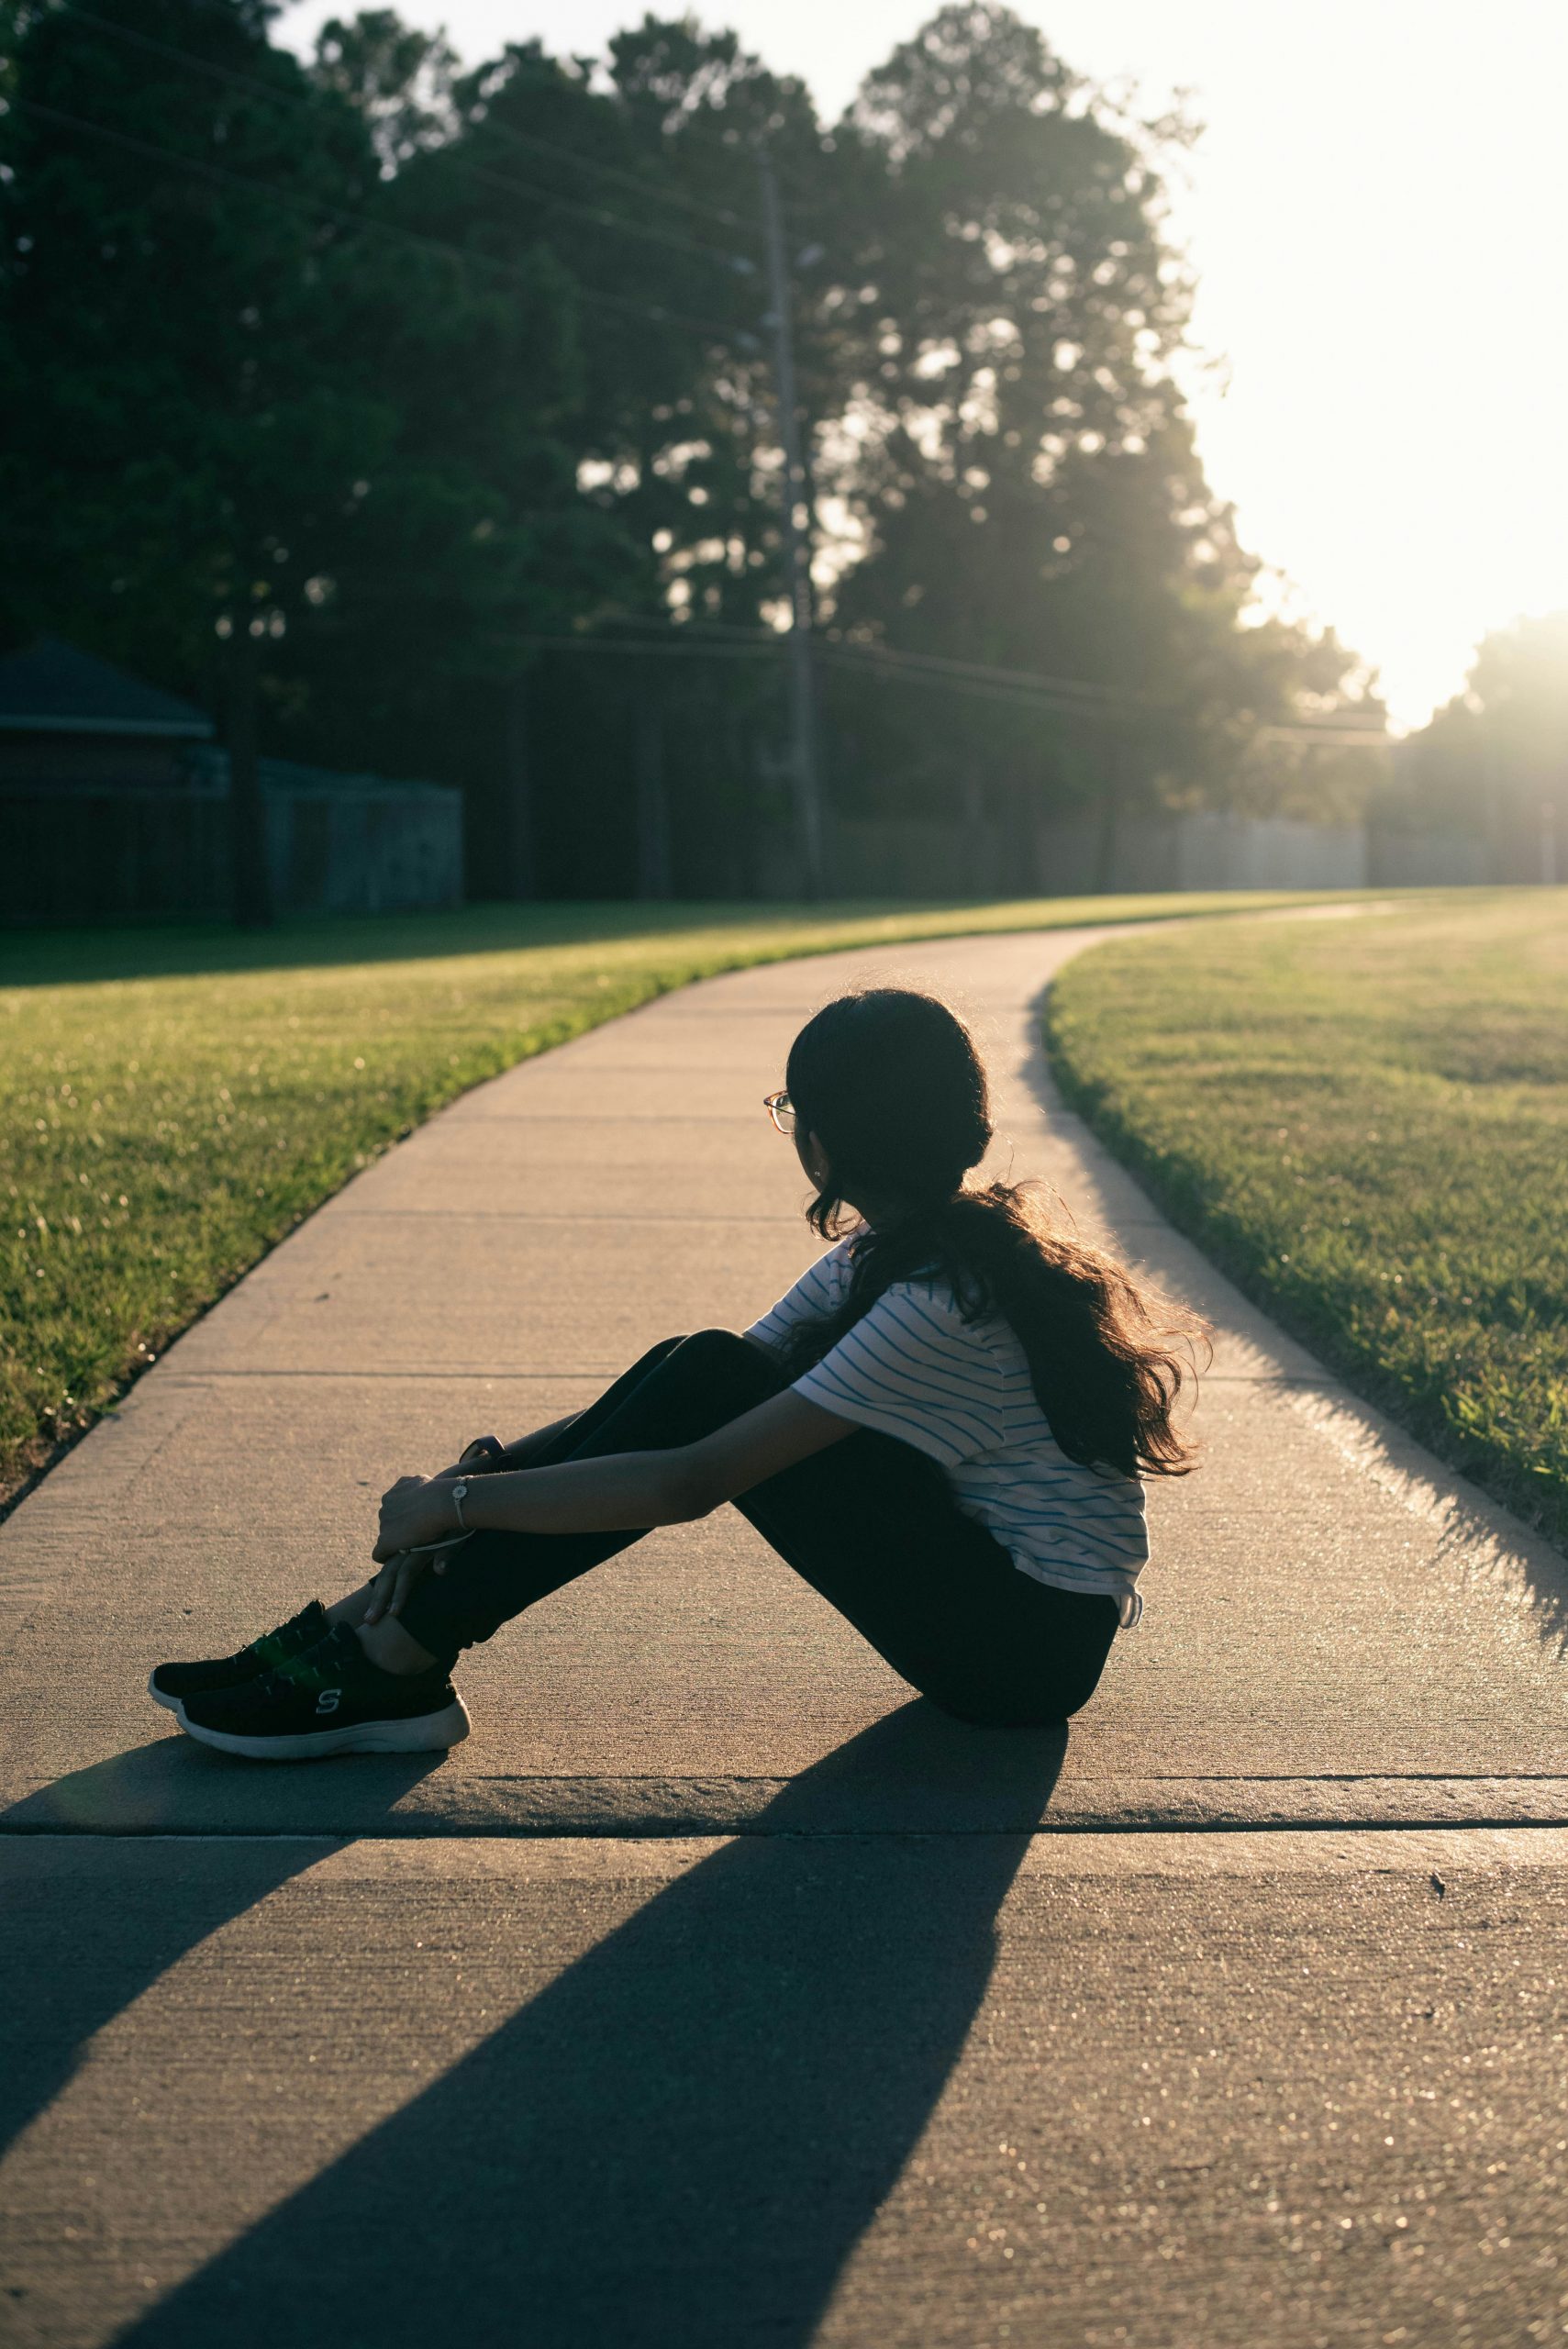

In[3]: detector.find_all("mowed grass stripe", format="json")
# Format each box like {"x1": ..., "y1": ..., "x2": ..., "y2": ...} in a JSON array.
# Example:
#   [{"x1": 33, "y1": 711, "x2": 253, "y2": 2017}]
[
  {"x1": 1046, "y1": 893, "x2": 1568, "y2": 1548},
  {"x1": 2, "y1": 889, "x2": 1333, "y2": 1504}
]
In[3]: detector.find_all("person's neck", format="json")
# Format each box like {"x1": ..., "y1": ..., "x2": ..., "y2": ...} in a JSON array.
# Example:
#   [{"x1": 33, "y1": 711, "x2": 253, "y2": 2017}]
[{"x1": 850, "y1": 1193, "x2": 934, "y2": 1234}]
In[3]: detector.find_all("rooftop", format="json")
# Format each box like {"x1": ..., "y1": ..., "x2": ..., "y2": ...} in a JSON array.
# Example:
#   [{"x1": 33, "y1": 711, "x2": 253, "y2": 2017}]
[{"x1": 0, "y1": 638, "x2": 215, "y2": 739}]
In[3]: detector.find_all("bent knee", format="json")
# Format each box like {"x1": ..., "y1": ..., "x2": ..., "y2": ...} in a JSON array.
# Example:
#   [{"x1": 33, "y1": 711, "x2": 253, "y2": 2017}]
[
  {"x1": 661, "y1": 1327, "x2": 783, "y2": 1399},
  {"x1": 676, "y1": 1328, "x2": 778, "y2": 1371}
]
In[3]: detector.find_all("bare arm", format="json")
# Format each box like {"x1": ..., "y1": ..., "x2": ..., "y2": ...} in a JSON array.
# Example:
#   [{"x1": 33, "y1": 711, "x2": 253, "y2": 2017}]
[{"x1": 373, "y1": 1389, "x2": 853, "y2": 1564}]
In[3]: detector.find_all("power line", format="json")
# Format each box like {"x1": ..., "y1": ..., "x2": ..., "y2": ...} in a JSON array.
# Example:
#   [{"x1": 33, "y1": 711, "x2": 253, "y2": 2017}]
[
  {"x1": 598, "y1": 616, "x2": 784, "y2": 641},
  {"x1": 9, "y1": 39, "x2": 1385, "y2": 753},
  {"x1": 421, "y1": 144, "x2": 758, "y2": 276},
  {"x1": 140, "y1": 0, "x2": 764, "y2": 237},
  {"x1": 817, "y1": 643, "x2": 1146, "y2": 727},
  {"x1": 52, "y1": 4, "x2": 762, "y2": 277},
  {"x1": 4, "y1": 95, "x2": 759, "y2": 345},
  {"x1": 528, "y1": 629, "x2": 1124, "y2": 725},
  {"x1": 524, "y1": 634, "x2": 785, "y2": 661},
  {"x1": 822, "y1": 637, "x2": 1152, "y2": 709},
  {"x1": 1252, "y1": 722, "x2": 1391, "y2": 748},
  {"x1": 530, "y1": 618, "x2": 1151, "y2": 716},
  {"x1": 824, "y1": 639, "x2": 1387, "y2": 740},
  {"x1": 462, "y1": 113, "x2": 762, "y2": 244},
  {"x1": 540, "y1": 624, "x2": 1388, "y2": 744},
  {"x1": 520, "y1": 625, "x2": 1146, "y2": 723},
  {"x1": 628, "y1": 618, "x2": 1149, "y2": 711}
]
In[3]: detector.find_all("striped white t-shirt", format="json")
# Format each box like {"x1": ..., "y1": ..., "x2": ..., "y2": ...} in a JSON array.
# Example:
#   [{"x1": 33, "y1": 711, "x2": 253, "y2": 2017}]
[{"x1": 746, "y1": 1238, "x2": 1147, "y2": 1626}]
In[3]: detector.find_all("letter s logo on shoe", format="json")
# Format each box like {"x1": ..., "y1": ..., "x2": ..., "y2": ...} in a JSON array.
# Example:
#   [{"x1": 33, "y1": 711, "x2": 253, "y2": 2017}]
[{"x1": 315, "y1": 1688, "x2": 342, "y2": 1715}]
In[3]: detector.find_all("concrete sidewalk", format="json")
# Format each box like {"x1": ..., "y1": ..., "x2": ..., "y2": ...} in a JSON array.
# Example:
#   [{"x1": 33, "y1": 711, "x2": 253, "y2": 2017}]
[{"x1": 4, "y1": 923, "x2": 1567, "y2": 2347}]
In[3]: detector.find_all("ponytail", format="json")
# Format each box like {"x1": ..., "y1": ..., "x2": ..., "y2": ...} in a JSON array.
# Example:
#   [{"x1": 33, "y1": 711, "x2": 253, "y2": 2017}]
[
  {"x1": 778, "y1": 1180, "x2": 1203, "y2": 1479},
  {"x1": 780, "y1": 987, "x2": 1205, "y2": 1478}
]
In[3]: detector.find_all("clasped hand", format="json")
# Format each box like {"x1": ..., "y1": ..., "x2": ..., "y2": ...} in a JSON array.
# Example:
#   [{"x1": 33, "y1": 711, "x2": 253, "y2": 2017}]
[
  {"x1": 363, "y1": 1474, "x2": 467, "y2": 1628},
  {"x1": 373, "y1": 1473, "x2": 462, "y2": 1564}
]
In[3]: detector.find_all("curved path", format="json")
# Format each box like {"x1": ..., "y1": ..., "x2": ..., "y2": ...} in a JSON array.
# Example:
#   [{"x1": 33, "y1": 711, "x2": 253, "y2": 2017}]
[{"x1": 4, "y1": 922, "x2": 1566, "y2": 2346}]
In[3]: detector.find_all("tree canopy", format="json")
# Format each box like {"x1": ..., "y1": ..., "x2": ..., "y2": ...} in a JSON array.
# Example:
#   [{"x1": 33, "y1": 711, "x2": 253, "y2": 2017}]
[{"x1": 0, "y1": 0, "x2": 1384, "y2": 893}]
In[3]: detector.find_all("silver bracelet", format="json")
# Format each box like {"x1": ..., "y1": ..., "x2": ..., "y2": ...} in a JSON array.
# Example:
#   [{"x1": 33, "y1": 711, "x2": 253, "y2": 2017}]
[{"x1": 450, "y1": 1478, "x2": 471, "y2": 1532}]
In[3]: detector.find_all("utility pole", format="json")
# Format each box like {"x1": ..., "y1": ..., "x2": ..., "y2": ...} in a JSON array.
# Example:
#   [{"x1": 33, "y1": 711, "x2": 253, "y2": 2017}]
[{"x1": 758, "y1": 150, "x2": 825, "y2": 897}]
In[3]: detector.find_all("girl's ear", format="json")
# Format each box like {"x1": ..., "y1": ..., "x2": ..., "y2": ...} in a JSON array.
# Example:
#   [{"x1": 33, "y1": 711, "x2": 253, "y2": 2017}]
[{"x1": 798, "y1": 1129, "x2": 831, "y2": 1188}]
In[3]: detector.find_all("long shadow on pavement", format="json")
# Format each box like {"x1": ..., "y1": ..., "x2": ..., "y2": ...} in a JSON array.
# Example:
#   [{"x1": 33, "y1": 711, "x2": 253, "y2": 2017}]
[
  {"x1": 105, "y1": 1705, "x2": 1066, "y2": 2349},
  {"x1": 0, "y1": 1741, "x2": 450, "y2": 2165},
  {"x1": 0, "y1": 902, "x2": 792, "y2": 990}
]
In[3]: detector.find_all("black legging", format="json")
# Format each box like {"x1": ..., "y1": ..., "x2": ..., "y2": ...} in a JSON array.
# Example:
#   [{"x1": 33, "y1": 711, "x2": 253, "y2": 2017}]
[{"x1": 399, "y1": 1330, "x2": 1120, "y2": 1728}]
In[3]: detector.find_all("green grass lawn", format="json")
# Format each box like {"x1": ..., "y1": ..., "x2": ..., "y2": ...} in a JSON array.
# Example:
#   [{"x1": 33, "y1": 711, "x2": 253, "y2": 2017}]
[
  {"x1": 1046, "y1": 892, "x2": 1568, "y2": 1548},
  {"x1": 2, "y1": 889, "x2": 1331, "y2": 1505}
]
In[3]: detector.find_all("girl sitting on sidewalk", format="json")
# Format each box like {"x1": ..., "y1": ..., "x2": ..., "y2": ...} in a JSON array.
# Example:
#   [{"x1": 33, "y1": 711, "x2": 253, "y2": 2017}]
[{"x1": 150, "y1": 986, "x2": 1203, "y2": 1760}]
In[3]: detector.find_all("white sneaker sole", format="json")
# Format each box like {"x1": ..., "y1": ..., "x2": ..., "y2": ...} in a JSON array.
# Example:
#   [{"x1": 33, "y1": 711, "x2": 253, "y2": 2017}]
[
  {"x1": 148, "y1": 1671, "x2": 181, "y2": 1713},
  {"x1": 174, "y1": 1694, "x2": 471, "y2": 1762}
]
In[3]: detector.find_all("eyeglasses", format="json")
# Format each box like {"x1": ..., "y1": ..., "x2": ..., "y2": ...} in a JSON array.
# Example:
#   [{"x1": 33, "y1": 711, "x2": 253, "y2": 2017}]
[{"x1": 762, "y1": 1090, "x2": 796, "y2": 1137}]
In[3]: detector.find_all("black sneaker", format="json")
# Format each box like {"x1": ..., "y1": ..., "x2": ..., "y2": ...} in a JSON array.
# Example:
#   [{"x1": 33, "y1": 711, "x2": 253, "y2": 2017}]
[
  {"x1": 149, "y1": 1599, "x2": 331, "y2": 1711},
  {"x1": 175, "y1": 1623, "x2": 470, "y2": 1761}
]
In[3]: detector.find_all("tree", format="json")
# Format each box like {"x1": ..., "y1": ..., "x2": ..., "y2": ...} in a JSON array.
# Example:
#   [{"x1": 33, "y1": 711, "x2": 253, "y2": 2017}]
[
  {"x1": 1397, "y1": 613, "x2": 1568, "y2": 879},
  {"x1": 801, "y1": 6, "x2": 1376, "y2": 827},
  {"x1": 0, "y1": 0, "x2": 1384, "y2": 907},
  {"x1": 0, "y1": 0, "x2": 625, "y2": 911}
]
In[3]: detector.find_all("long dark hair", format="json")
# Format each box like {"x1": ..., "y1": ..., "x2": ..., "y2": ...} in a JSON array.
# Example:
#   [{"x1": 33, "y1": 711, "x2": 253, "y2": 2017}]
[{"x1": 778, "y1": 987, "x2": 1205, "y2": 1479}]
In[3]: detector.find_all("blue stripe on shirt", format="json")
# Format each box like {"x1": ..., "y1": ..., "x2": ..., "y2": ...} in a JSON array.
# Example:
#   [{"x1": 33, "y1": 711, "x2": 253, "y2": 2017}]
[
  {"x1": 831, "y1": 1319, "x2": 999, "y2": 1434},
  {"x1": 797, "y1": 1362, "x2": 974, "y2": 1465},
  {"x1": 755, "y1": 1259, "x2": 1151, "y2": 1594},
  {"x1": 826, "y1": 1336, "x2": 995, "y2": 1453}
]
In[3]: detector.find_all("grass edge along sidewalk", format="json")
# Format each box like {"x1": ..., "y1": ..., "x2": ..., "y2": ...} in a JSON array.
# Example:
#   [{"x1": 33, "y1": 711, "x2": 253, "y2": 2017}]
[
  {"x1": 3, "y1": 889, "x2": 1350, "y2": 1511},
  {"x1": 1045, "y1": 892, "x2": 1568, "y2": 1553}
]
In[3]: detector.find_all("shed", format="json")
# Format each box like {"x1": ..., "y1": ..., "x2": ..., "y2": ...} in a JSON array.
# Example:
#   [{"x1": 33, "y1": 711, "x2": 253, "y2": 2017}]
[
  {"x1": 0, "y1": 637, "x2": 215, "y2": 792},
  {"x1": 1, "y1": 639, "x2": 462, "y2": 922}
]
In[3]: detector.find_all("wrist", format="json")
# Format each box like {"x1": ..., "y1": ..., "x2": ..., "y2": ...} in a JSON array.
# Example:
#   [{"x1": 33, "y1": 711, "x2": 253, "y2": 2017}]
[{"x1": 450, "y1": 1472, "x2": 512, "y2": 1535}]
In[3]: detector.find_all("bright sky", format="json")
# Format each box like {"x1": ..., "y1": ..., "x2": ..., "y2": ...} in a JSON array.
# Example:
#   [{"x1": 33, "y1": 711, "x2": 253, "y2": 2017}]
[{"x1": 281, "y1": 0, "x2": 1568, "y2": 729}]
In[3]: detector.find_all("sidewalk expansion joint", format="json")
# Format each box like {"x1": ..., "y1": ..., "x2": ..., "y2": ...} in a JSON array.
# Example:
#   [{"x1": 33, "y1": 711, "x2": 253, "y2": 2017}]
[
  {"x1": 9, "y1": 1811, "x2": 1568, "y2": 1844},
  {"x1": 8, "y1": 1785, "x2": 1568, "y2": 1842}
]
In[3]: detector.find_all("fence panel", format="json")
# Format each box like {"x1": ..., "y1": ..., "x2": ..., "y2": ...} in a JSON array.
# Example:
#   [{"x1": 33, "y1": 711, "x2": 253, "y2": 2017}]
[{"x1": 4, "y1": 774, "x2": 462, "y2": 924}]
